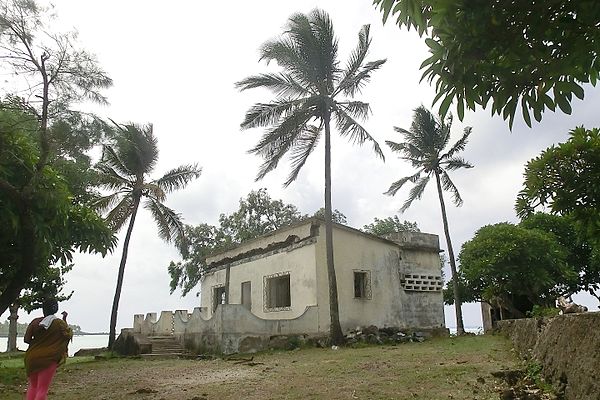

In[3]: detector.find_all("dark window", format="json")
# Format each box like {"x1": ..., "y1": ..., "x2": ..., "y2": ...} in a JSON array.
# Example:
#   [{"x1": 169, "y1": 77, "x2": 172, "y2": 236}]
[
  {"x1": 241, "y1": 281, "x2": 252, "y2": 310},
  {"x1": 213, "y1": 286, "x2": 226, "y2": 312},
  {"x1": 266, "y1": 274, "x2": 291, "y2": 309},
  {"x1": 354, "y1": 271, "x2": 371, "y2": 299}
]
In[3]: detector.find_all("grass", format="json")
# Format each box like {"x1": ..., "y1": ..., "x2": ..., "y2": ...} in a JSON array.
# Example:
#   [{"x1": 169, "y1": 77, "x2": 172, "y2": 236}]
[{"x1": 0, "y1": 335, "x2": 543, "y2": 400}]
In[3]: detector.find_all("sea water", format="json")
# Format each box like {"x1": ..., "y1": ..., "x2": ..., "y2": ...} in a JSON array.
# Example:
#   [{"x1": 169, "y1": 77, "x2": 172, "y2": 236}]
[
  {"x1": 1, "y1": 334, "x2": 109, "y2": 356},
  {"x1": 2, "y1": 327, "x2": 483, "y2": 355}
]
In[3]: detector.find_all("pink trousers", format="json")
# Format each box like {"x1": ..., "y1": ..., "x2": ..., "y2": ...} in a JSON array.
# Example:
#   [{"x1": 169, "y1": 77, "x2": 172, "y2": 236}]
[{"x1": 26, "y1": 362, "x2": 57, "y2": 400}]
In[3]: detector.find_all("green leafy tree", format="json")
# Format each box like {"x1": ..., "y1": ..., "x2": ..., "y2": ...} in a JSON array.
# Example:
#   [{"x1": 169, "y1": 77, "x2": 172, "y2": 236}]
[
  {"x1": 0, "y1": 0, "x2": 113, "y2": 314},
  {"x1": 94, "y1": 123, "x2": 201, "y2": 347},
  {"x1": 312, "y1": 208, "x2": 347, "y2": 225},
  {"x1": 220, "y1": 188, "x2": 303, "y2": 243},
  {"x1": 169, "y1": 189, "x2": 304, "y2": 296},
  {"x1": 446, "y1": 214, "x2": 600, "y2": 309},
  {"x1": 0, "y1": 108, "x2": 115, "y2": 316},
  {"x1": 516, "y1": 127, "x2": 600, "y2": 241},
  {"x1": 373, "y1": 0, "x2": 600, "y2": 128},
  {"x1": 385, "y1": 106, "x2": 472, "y2": 334},
  {"x1": 236, "y1": 9, "x2": 386, "y2": 344},
  {"x1": 520, "y1": 213, "x2": 600, "y2": 305},
  {"x1": 363, "y1": 215, "x2": 419, "y2": 236},
  {"x1": 457, "y1": 222, "x2": 576, "y2": 317}
]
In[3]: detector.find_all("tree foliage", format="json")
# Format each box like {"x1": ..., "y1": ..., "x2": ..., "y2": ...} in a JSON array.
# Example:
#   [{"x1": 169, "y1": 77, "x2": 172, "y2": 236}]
[
  {"x1": 520, "y1": 213, "x2": 600, "y2": 304},
  {"x1": 312, "y1": 207, "x2": 347, "y2": 225},
  {"x1": 219, "y1": 188, "x2": 304, "y2": 243},
  {"x1": 373, "y1": 0, "x2": 600, "y2": 128},
  {"x1": 363, "y1": 215, "x2": 419, "y2": 236},
  {"x1": 94, "y1": 122, "x2": 201, "y2": 347},
  {"x1": 0, "y1": 107, "x2": 116, "y2": 314},
  {"x1": 451, "y1": 217, "x2": 600, "y2": 315},
  {"x1": 0, "y1": 0, "x2": 114, "y2": 315},
  {"x1": 516, "y1": 127, "x2": 600, "y2": 241},
  {"x1": 385, "y1": 105, "x2": 472, "y2": 333},
  {"x1": 169, "y1": 189, "x2": 305, "y2": 296}
]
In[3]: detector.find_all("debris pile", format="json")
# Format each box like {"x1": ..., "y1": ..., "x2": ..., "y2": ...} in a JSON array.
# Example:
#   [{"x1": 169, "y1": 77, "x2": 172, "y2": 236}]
[{"x1": 344, "y1": 325, "x2": 428, "y2": 345}]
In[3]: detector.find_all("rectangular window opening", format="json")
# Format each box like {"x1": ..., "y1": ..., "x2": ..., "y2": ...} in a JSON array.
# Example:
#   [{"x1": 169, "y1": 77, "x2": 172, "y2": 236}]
[
  {"x1": 354, "y1": 271, "x2": 371, "y2": 299},
  {"x1": 266, "y1": 274, "x2": 291, "y2": 309},
  {"x1": 213, "y1": 286, "x2": 226, "y2": 312}
]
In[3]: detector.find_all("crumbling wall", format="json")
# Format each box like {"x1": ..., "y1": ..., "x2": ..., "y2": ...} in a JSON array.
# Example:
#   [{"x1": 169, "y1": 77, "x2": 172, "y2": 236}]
[
  {"x1": 132, "y1": 304, "x2": 320, "y2": 354},
  {"x1": 498, "y1": 313, "x2": 600, "y2": 400}
]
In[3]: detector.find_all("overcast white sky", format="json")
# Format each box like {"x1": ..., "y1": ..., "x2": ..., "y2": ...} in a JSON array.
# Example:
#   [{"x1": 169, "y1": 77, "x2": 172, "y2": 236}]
[{"x1": 3, "y1": 0, "x2": 599, "y2": 332}]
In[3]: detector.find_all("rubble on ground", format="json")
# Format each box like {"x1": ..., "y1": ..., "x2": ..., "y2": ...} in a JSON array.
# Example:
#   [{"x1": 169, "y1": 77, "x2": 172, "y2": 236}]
[{"x1": 344, "y1": 325, "x2": 429, "y2": 345}]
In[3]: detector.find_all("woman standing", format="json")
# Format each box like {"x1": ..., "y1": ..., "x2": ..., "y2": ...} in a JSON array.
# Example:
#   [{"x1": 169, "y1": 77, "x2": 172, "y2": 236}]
[{"x1": 24, "y1": 299, "x2": 72, "y2": 400}]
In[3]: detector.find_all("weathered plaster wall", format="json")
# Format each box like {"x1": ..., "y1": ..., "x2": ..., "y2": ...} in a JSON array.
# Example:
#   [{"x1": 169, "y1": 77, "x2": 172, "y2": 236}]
[
  {"x1": 201, "y1": 239, "x2": 318, "y2": 320},
  {"x1": 132, "y1": 304, "x2": 320, "y2": 354},
  {"x1": 315, "y1": 224, "x2": 445, "y2": 332},
  {"x1": 206, "y1": 222, "x2": 314, "y2": 265},
  {"x1": 498, "y1": 313, "x2": 600, "y2": 400}
]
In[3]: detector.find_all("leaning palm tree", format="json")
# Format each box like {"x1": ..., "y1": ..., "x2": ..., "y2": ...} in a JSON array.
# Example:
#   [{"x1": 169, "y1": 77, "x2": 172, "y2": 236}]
[
  {"x1": 95, "y1": 123, "x2": 201, "y2": 347},
  {"x1": 236, "y1": 9, "x2": 386, "y2": 344},
  {"x1": 385, "y1": 106, "x2": 472, "y2": 335}
]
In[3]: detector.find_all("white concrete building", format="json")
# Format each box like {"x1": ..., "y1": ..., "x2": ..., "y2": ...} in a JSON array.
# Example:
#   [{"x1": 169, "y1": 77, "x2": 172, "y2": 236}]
[
  {"x1": 126, "y1": 218, "x2": 447, "y2": 354},
  {"x1": 200, "y1": 217, "x2": 445, "y2": 333}
]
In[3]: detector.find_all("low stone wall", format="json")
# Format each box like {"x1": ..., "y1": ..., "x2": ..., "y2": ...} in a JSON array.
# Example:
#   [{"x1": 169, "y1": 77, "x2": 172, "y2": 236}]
[
  {"x1": 130, "y1": 304, "x2": 321, "y2": 354},
  {"x1": 497, "y1": 313, "x2": 600, "y2": 400}
]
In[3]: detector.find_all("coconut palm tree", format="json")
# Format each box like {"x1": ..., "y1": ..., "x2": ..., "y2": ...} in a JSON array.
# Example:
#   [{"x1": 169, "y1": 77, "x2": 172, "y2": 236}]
[
  {"x1": 95, "y1": 123, "x2": 201, "y2": 347},
  {"x1": 236, "y1": 9, "x2": 386, "y2": 344},
  {"x1": 385, "y1": 106, "x2": 472, "y2": 335}
]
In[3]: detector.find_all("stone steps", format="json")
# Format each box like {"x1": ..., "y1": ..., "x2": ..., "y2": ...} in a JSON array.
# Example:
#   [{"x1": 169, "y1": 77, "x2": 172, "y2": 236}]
[{"x1": 146, "y1": 335, "x2": 188, "y2": 357}]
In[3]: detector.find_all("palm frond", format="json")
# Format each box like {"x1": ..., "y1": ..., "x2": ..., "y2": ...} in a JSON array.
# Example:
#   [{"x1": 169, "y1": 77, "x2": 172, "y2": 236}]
[
  {"x1": 336, "y1": 24, "x2": 371, "y2": 94},
  {"x1": 439, "y1": 170, "x2": 464, "y2": 206},
  {"x1": 259, "y1": 37, "x2": 317, "y2": 91},
  {"x1": 92, "y1": 191, "x2": 128, "y2": 214},
  {"x1": 385, "y1": 140, "x2": 406, "y2": 154},
  {"x1": 240, "y1": 97, "x2": 313, "y2": 130},
  {"x1": 409, "y1": 106, "x2": 449, "y2": 153},
  {"x1": 442, "y1": 126, "x2": 472, "y2": 160},
  {"x1": 112, "y1": 122, "x2": 159, "y2": 176},
  {"x1": 100, "y1": 144, "x2": 133, "y2": 178},
  {"x1": 393, "y1": 126, "x2": 411, "y2": 135},
  {"x1": 144, "y1": 198, "x2": 185, "y2": 243},
  {"x1": 337, "y1": 59, "x2": 386, "y2": 97},
  {"x1": 385, "y1": 170, "x2": 422, "y2": 196},
  {"x1": 154, "y1": 164, "x2": 201, "y2": 194},
  {"x1": 104, "y1": 195, "x2": 135, "y2": 232},
  {"x1": 441, "y1": 156, "x2": 473, "y2": 171},
  {"x1": 95, "y1": 163, "x2": 132, "y2": 191},
  {"x1": 235, "y1": 72, "x2": 313, "y2": 98},
  {"x1": 284, "y1": 123, "x2": 322, "y2": 187},
  {"x1": 400, "y1": 175, "x2": 430, "y2": 212},
  {"x1": 251, "y1": 108, "x2": 314, "y2": 180},
  {"x1": 141, "y1": 182, "x2": 166, "y2": 202},
  {"x1": 306, "y1": 8, "x2": 339, "y2": 89},
  {"x1": 337, "y1": 101, "x2": 371, "y2": 121},
  {"x1": 249, "y1": 105, "x2": 314, "y2": 156},
  {"x1": 333, "y1": 105, "x2": 384, "y2": 159},
  {"x1": 386, "y1": 139, "x2": 426, "y2": 161}
]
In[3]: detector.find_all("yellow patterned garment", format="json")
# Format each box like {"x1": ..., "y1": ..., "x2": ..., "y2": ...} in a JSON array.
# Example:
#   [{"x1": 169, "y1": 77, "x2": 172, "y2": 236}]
[{"x1": 24, "y1": 318, "x2": 73, "y2": 376}]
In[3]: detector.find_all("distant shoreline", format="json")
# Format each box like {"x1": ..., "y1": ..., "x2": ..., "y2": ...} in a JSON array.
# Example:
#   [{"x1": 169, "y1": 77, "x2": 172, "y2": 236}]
[{"x1": 0, "y1": 332, "x2": 108, "y2": 338}]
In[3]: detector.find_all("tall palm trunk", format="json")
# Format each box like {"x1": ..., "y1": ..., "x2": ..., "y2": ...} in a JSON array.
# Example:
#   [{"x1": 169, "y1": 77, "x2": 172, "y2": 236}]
[
  {"x1": 108, "y1": 194, "x2": 141, "y2": 348},
  {"x1": 7, "y1": 303, "x2": 19, "y2": 352},
  {"x1": 324, "y1": 113, "x2": 344, "y2": 345},
  {"x1": 434, "y1": 171, "x2": 465, "y2": 335}
]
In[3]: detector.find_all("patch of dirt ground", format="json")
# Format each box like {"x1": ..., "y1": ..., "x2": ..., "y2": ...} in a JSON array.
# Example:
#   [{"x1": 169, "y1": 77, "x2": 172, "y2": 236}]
[{"x1": 2, "y1": 335, "x2": 557, "y2": 400}]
